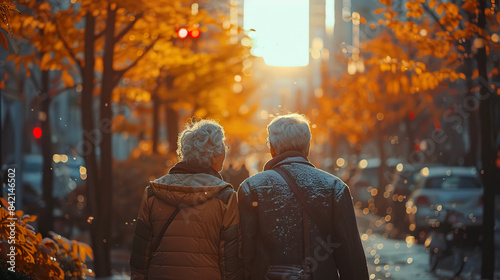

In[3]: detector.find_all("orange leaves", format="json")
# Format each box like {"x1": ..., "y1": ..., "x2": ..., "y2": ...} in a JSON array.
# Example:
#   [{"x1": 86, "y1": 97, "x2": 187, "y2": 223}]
[
  {"x1": 40, "y1": 52, "x2": 51, "y2": 69},
  {"x1": 0, "y1": 31, "x2": 8, "y2": 50},
  {"x1": 379, "y1": 0, "x2": 392, "y2": 6},
  {"x1": 1, "y1": 187, "x2": 94, "y2": 278},
  {"x1": 61, "y1": 69, "x2": 74, "y2": 87},
  {"x1": 405, "y1": 1, "x2": 424, "y2": 18},
  {"x1": 429, "y1": 0, "x2": 438, "y2": 9},
  {"x1": 435, "y1": 4, "x2": 445, "y2": 15},
  {"x1": 461, "y1": 0, "x2": 478, "y2": 14},
  {"x1": 95, "y1": 56, "x2": 103, "y2": 72}
]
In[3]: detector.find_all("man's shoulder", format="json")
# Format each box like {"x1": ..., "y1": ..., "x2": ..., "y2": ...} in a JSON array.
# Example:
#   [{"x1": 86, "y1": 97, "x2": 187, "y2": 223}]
[
  {"x1": 240, "y1": 170, "x2": 280, "y2": 193},
  {"x1": 312, "y1": 168, "x2": 349, "y2": 200},
  {"x1": 240, "y1": 167, "x2": 348, "y2": 195}
]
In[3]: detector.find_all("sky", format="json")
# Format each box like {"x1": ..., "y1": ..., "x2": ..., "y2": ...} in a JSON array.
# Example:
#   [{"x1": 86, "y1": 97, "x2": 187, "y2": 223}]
[{"x1": 243, "y1": 0, "x2": 310, "y2": 67}]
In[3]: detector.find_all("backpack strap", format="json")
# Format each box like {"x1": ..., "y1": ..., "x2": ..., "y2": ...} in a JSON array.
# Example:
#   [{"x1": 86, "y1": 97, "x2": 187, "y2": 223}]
[
  {"x1": 151, "y1": 207, "x2": 180, "y2": 253},
  {"x1": 273, "y1": 167, "x2": 339, "y2": 254}
]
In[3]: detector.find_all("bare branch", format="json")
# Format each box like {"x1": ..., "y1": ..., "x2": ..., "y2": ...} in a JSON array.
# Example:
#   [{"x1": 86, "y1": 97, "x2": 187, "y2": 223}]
[
  {"x1": 55, "y1": 23, "x2": 83, "y2": 73},
  {"x1": 51, "y1": 85, "x2": 77, "y2": 97},
  {"x1": 114, "y1": 37, "x2": 160, "y2": 81},
  {"x1": 95, "y1": 29, "x2": 105, "y2": 39},
  {"x1": 28, "y1": 67, "x2": 41, "y2": 91},
  {"x1": 421, "y1": 3, "x2": 447, "y2": 32},
  {"x1": 114, "y1": 13, "x2": 143, "y2": 43}
]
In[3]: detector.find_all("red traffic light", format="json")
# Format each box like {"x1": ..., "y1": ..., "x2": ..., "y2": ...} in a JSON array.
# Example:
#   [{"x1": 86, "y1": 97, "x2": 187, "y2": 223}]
[
  {"x1": 177, "y1": 27, "x2": 189, "y2": 39},
  {"x1": 33, "y1": 127, "x2": 42, "y2": 139},
  {"x1": 190, "y1": 28, "x2": 201, "y2": 39}
]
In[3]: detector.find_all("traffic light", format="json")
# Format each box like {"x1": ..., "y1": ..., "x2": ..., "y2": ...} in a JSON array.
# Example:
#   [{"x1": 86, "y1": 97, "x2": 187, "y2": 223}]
[
  {"x1": 177, "y1": 27, "x2": 201, "y2": 39},
  {"x1": 190, "y1": 28, "x2": 201, "y2": 39},
  {"x1": 177, "y1": 27, "x2": 189, "y2": 39},
  {"x1": 33, "y1": 127, "x2": 42, "y2": 139}
]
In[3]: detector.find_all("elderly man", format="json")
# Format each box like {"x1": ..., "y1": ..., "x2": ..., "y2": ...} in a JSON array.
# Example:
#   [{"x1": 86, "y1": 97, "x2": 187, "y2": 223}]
[{"x1": 238, "y1": 114, "x2": 368, "y2": 280}]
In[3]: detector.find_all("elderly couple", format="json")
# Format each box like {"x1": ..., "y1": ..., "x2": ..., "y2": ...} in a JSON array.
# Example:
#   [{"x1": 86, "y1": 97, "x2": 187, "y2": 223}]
[{"x1": 130, "y1": 114, "x2": 369, "y2": 280}]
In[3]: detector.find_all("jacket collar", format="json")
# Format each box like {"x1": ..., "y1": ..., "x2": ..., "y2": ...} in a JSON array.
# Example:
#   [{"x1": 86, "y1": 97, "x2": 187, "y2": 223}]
[
  {"x1": 263, "y1": 151, "x2": 314, "y2": 171},
  {"x1": 168, "y1": 161, "x2": 222, "y2": 180}
]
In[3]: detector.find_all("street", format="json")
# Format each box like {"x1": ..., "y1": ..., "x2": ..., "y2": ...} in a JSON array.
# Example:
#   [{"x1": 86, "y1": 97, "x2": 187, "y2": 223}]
[{"x1": 356, "y1": 209, "x2": 500, "y2": 280}]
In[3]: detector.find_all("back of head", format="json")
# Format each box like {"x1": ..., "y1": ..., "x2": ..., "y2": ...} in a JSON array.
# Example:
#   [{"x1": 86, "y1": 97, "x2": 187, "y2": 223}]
[
  {"x1": 176, "y1": 119, "x2": 225, "y2": 167},
  {"x1": 267, "y1": 113, "x2": 311, "y2": 155}
]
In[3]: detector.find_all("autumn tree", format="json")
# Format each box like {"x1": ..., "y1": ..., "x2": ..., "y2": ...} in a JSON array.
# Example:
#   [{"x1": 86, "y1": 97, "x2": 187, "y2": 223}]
[
  {"x1": 313, "y1": 0, "x2": 490, "y2": 220},
  {"x1": 317, "y1": 0, "x2": 498, "y2": 276},
  {"x1": 115, "y1": 13, "x2": 257, "y2": 156},
  {"x1": 0, "y1": 1, "x2": 18, "y2": 50},
  {"x1": 9, "y1": 0, "x2": 215, "y2": 276},
  {"x1": 6, "y1": 0, "x2": 83, "y2": 237},
  {"x1": 379, "y1": 0, "x2": 499, "y2": 276}
]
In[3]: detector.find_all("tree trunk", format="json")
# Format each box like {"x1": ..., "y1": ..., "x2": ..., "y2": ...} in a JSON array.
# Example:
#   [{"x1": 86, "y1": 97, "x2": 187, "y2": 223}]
[
  {"x1": 165, "y1": 105, "x2": 179, "y2": 154},
  {"x1": 152, "y1": 92, "x2": 160, "y2": 154},
  {"x1": 477, "y1": 1, "x2": 496, "y2": 278},
  {"x1": 94, "y1": 4, "x2": 118, "y2": 277},
  {"x1": 81, "y1": 12, "x2": 107, "y2": 279},
  {"x1": 38, "y1": 68, "x2": 54, "y2": 237},
  {"x1": 463, "y1": 12, "x2": 479, "y2": 167}
]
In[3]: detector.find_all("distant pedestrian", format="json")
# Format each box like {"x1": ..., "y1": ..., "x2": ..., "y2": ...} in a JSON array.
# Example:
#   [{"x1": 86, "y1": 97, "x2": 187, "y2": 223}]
[
  {"x1": 236, "y1": 164, "x2": 250, "y2": 187},
  {"x1": 130, "y1": 119, "x2": 242, "y2": 280},
  {"x1": 221, "y1": 163, "x2": 238, "y2": 185},
  {"x1": 238, "y1": 113, "x2": 369, "y2": 280}
]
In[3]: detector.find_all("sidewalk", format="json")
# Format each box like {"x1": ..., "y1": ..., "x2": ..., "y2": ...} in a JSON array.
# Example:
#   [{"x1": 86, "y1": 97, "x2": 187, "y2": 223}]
[{"x1": 355, "y1": 208, "x2": 500, "y2": 280}]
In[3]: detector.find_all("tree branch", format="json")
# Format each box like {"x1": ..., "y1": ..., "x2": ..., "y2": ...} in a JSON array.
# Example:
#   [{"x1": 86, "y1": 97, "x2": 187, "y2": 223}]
[
  {"x1": 28, "y1": 66, "x2": 41, "y2": 91},
  {"x1": 421, "y1": 3, "x2": 447, "y2": 32},
  {"x1": 114, "y1": 13, "x2": 143, "y2": 43},
  {"x1": 95, "y1": 28, "x2": 105, "y2": 39},
  {"x1": 50, "y1": 85, "x2": 77, "y2": 97},
  {"x1": 114, "y1": 37, "x2": 160, "y2": 82},
  {"x1": 55, "y1": 24, "x2": 83, "y2": 73}
]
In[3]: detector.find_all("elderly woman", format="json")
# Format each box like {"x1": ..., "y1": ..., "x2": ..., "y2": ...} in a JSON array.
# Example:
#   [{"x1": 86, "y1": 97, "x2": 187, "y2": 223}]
[{"x1": 130, "y1": 119, "x2": 242, "y2": 280}]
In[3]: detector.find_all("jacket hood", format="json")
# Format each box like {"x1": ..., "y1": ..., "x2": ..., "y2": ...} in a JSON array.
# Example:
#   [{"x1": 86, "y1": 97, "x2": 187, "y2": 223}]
[{"x1": 149, "y1": 173, "x2": 231, "y2": 207}]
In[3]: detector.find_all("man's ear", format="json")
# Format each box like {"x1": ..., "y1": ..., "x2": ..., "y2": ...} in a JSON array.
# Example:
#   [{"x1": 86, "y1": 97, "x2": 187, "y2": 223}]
[
  {"x1": 304, "y1": 143, "x2": 310, "y2": 157},
  {"x1": 270, "y1": 144, "x2": 278, "y2": 158}
]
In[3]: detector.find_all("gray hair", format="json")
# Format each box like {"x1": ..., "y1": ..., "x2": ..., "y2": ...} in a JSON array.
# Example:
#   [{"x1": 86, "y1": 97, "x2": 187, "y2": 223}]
[
  {"x1": 267, "y1": 113, "x2": 311, "y2": 155},
  {"x1": 177, "y1": 119, "x2": 226, "y2": 167}
]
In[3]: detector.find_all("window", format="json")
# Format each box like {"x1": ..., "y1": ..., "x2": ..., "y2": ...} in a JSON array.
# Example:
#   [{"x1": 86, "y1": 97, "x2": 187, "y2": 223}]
[{"x1": 424, "y1": 176, "x2": 481, "y2": 190}]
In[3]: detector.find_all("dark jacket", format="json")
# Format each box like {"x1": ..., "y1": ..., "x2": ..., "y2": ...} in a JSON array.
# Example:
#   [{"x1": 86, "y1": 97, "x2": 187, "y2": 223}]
[
  {"x1": 238, "y1": 151, "x2": 369, "y2": 280},
  {"x1": 130, "y1": 162, "x2": 243, "y2": 280}
]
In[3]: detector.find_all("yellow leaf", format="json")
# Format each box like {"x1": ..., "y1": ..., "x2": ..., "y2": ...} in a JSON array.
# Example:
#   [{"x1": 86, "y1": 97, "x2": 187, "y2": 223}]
[
  {"x1": 95, "y1": 56, "x2": 103, "y2": 72},
  {"x1": 41, "y1": 53, "x2": 51, "y2": 69},
  {"x1": 436, "y1": 4, "x2": 445, "y2": 15},
  {"x1": 374, "y1": 8, "x2": 385, "y2": 14},
  {"x1": 360, "y1": 17, "x2": 367, "y2": 24},
  {"x1": 429, "y1": 0, "x2": 438, "y2": 9},
  {"x1": 62, "y1": 69, "x2": 75, "y2": 87}
]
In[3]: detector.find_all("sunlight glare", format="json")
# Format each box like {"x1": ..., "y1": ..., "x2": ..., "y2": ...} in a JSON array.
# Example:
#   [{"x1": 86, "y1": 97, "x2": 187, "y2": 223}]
[{"x1": 244, "y1": 0, "x2": 309, "y2": 67}]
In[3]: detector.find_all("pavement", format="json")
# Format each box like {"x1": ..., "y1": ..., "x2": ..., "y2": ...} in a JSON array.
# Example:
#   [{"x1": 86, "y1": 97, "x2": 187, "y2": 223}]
[
  {"x1": 355, "y1": 208, "x2": 500, "y2": 280},
  {"x1": 84, "y1": 208, "x2": 500, "y2": 280}
]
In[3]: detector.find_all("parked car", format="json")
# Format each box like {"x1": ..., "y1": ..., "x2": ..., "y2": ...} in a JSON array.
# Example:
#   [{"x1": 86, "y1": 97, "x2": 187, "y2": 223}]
[
  {"x1": 350, "y1": 158, "x2": 400, "y2": 208},
  {"x1": 405, "y1": 166, "x2": 483, "y2": 237},
  {"x1": 21, "y1": 154, "x2": 85, "y2": 212},
  {"x1": 386, "y1": 166, "x2": 420, "y2": 233}
]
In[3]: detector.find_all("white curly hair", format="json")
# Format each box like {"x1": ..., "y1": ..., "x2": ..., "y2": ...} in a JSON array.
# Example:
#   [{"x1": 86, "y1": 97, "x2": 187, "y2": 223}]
[
  {"x1": 267, "y1": 113, "x2": 311, "y2": 155},
  {"x1": 177, "y1": 119, "x2": 226, "y2": 167}
]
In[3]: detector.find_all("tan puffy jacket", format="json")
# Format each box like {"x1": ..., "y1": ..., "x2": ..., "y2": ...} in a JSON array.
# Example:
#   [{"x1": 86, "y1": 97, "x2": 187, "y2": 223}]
[{"x1": 130, "y1": 172, "x2": 243, "y2": 280}]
